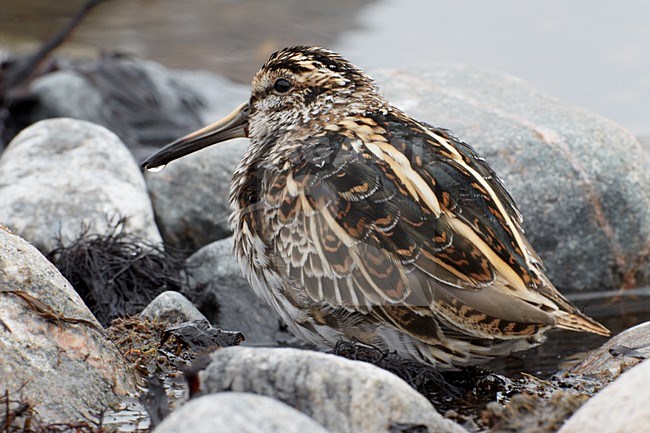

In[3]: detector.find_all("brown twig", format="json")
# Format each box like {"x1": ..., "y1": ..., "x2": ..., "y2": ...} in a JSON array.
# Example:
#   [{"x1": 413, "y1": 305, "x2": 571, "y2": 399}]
[
  {"x1": 0, "y1": 290, "x2": 104, "y2": 335},
  {"x1": 1, "y1": 0, "x2": 110, "y2": 93}
]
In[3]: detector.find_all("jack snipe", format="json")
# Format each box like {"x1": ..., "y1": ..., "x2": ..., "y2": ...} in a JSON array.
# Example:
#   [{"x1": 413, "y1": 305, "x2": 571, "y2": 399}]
[{"x1": 142, "y1": 46, "x2": 609, "y2": 369}]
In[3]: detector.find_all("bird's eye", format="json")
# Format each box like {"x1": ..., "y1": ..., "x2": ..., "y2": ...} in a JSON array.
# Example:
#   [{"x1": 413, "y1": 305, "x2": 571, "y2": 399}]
[{"x1": 273, "y1": 78, "x2": 292, "y2": 93}]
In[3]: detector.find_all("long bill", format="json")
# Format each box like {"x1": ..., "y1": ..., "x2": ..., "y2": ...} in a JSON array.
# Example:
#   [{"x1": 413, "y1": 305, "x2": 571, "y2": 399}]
[{"x1": 141, "y1": 102, "x2": 250, "y2": 171}]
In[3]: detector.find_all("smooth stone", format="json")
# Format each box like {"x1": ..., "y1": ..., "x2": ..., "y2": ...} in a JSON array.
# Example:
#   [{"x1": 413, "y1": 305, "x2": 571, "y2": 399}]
[
  {"x1": 140, "y1": 290, "x2": 207, "y2": 323},
  {"x1": 373, "y1": 65, "x2": 650, "y2": 293},
  {"x1": 184, "y1": 237, "x2": 295, "y2": 346},
  {"x1": 0, "y1": 118, "x2": 162, "y2": 254},
  {"x1": 569, "y1": 321, "x2": 650, "y2": 378},
  {"x1": 0, "y1": 226, "x2": 138, "y2": 425},
  {"x1": 143, "y1": 70, "x2": 251, "y2": 252},
  {"x1": 197, "y1": 346, "x2": 466, "y2": 433},
  {"x1": 144, "y1": 140, "x2": 246, "y2": 253},
  {"x1": 152, "y1": 392, "x2": 332, "y2": 433},
  {"x1": 558, "y1": 359, "x2": 650, "y2": 433}
]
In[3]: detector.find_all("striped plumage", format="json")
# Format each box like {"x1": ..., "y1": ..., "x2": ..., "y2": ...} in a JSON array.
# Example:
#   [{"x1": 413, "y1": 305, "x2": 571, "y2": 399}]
[{"x1": 142, "y1": 46, "x2": 609, "y2": 369}]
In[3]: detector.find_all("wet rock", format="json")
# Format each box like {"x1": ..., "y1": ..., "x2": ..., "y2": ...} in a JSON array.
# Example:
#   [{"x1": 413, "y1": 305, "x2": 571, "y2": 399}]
[
  {"x1": 197, "y1": 347, "x2": 466, "y2": 433},
  {"x1": 140, "y1": 291, "x2": 207, "y2": 323},
  {"x1": 162, "y1": 320, "x2": 244, "y2": 350},
  {"x1": 569, "y1": 320, "x2": 650, "y2": 378},
  {"x1": 0, "y1": 226, "x2": 138, "y2": 425},
  {"x1": 152, "y1": 392, "x2": 332, "y2": 433},
  {"x1": 184, "y1": 237, "x2": 295, "y2": 345},
  {"x1": 558, "y1": 359, "x2": 650, "y2": 433},
  {"x1": 143, "y1": 70, "x2": 250, "y2": 252},
  {"x1": 0, "y1": 118, "x2": 162, "y2": 254},
  {"x1": 373, "y1": 65, "x2": 650, "y2": 293},
  {"x1": 29, "y1": 57, "x2": 206, "y2": 162}
]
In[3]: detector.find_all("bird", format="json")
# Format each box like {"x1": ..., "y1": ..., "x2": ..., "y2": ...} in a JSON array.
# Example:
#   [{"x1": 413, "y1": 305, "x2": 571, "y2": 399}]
[{"x1": 142, "y1": 46, "x2": 609, "y2": 369}]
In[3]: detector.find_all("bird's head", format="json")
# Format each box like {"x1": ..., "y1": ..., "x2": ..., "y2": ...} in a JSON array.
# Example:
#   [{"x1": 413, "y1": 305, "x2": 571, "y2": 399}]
[
  {"x1": 141, "y1": 46, "x2": 385, "y2": 171},
  {"x1": 248, "y1": 46, "x2": 383, "y2": 137}
]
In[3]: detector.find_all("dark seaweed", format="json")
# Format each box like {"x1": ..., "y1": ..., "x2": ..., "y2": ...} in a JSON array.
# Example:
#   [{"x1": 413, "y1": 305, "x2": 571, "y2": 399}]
[
  {"x1": 47, "y1": 217, "x2": 186, "y2": 326},
  {"x1": 331, "y1": 340, "x2": 509, "y2": 413}
]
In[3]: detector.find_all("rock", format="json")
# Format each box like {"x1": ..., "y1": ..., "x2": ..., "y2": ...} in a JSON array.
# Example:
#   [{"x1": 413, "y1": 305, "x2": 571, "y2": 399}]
[
  {"x1": 0, "y1": 226, "x2": 138, "y2": 425},
  {"x1": 29, "y1": 58, "x2": 251, "y2": 252},
  {"x1": 558, "y1": 359, "x2": 650, "y2": 433},
  {"x1": 174, "y1": 69, "x2": 251, "y2": 124},
  {"x1": 638, "y1": 136, "x2": 649, "y2": 167},
  {"x1": 372, "y1": 65, "x2": 650, "y2": 293},
  {"x1": 569, "y1": 321, "x2": 650, "y2": 378},
  {"x1": 144, "y1": 140, "x2": 246, "y2": 253},
  {"x1": 29, "y1": 57, "x2": 206, "y2": 162},
  {"x1": 152, "y1": 392, "x2": 332, "y2": 433},
  {"x1": 197, "y1": 346, "x2": 466, "y2": 433},
  {"x1": 184, "y1": 237, "x2": 295, "y2": 346},
  {"x1": 140, "y1": 290, "x2": 207, "y2": 323},
  {"x1": 0, "y1": 118, "x2": 162, "y2": 254},
  {"x1": 143, "y1": 70, "x2": 250, "y2": 252}
]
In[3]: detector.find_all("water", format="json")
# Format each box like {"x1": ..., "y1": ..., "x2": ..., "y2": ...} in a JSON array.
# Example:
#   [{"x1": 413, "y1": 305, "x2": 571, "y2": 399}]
[
  {"x1": 146, "y1": 164, "x2": 166, "y2": 173},
  {"x1": 2, "y1": 0, "x2": 648, "y2": 137},
  {"x1": 339, "y1": 0, "x2": 650, "y2": 137},
  {"x1": 492, "y1": 287, "x2": 650, "y2": 377},
  {"x1": 0, "y1": 0, "x2": 372, "y2": 83}
]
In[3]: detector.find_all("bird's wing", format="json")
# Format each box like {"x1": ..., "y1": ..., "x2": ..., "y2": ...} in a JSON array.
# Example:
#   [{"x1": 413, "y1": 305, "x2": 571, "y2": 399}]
[{"x1": 259, "y1": 110, "x2": 606, "y2": 338}]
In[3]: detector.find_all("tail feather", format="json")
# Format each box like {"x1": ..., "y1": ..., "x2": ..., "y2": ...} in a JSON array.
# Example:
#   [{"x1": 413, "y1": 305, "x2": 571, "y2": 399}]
[
  {"x1": 553, "y1": 311, "x2": 610, "y2": 337},
  {"x1": 533, "y1": 272, "x2": 610, "y2": 337}
]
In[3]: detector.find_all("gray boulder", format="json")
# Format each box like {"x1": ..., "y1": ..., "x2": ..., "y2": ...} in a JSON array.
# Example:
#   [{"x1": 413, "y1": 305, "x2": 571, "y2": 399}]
[
  {"x1": 0, "y1": 226, "x2": 138, "y2": 425},
  {"x1": 29, "y1": 58, "x2": 206, "y2": 162},
  {"x1": 152, "y1": 393, "x2": 332, "y2": 433},
  {"x1": 174, "y1": 69, "x2": 251, "y2": 124},
  {"x1": 638, "y1": 135, "x2": 649, "y2": 167},
  {"x1": 197, "y1": 346, "x2": 466, "y2": 433},
  {"x1": 143, "y1": 70, "x2": 250, "y2": 252},
  {"x1": 559, "y1": 359, "x2": 650, "y2": 433},
  {"x1": 184, "y1": 237, "x2": 295, "y2": 345},
  {"x1": 373, "y1": 65, "x2": 650, "y2": 293},
  {"x1": 0, "y1": 118, "x2": 162, "y2": 254},
  {"x1": 140, "y1": 290, "x2": 208, "y2": 323},
  {"x1": 144, "y1": 140, "x2": 246, "y2": 253}
]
